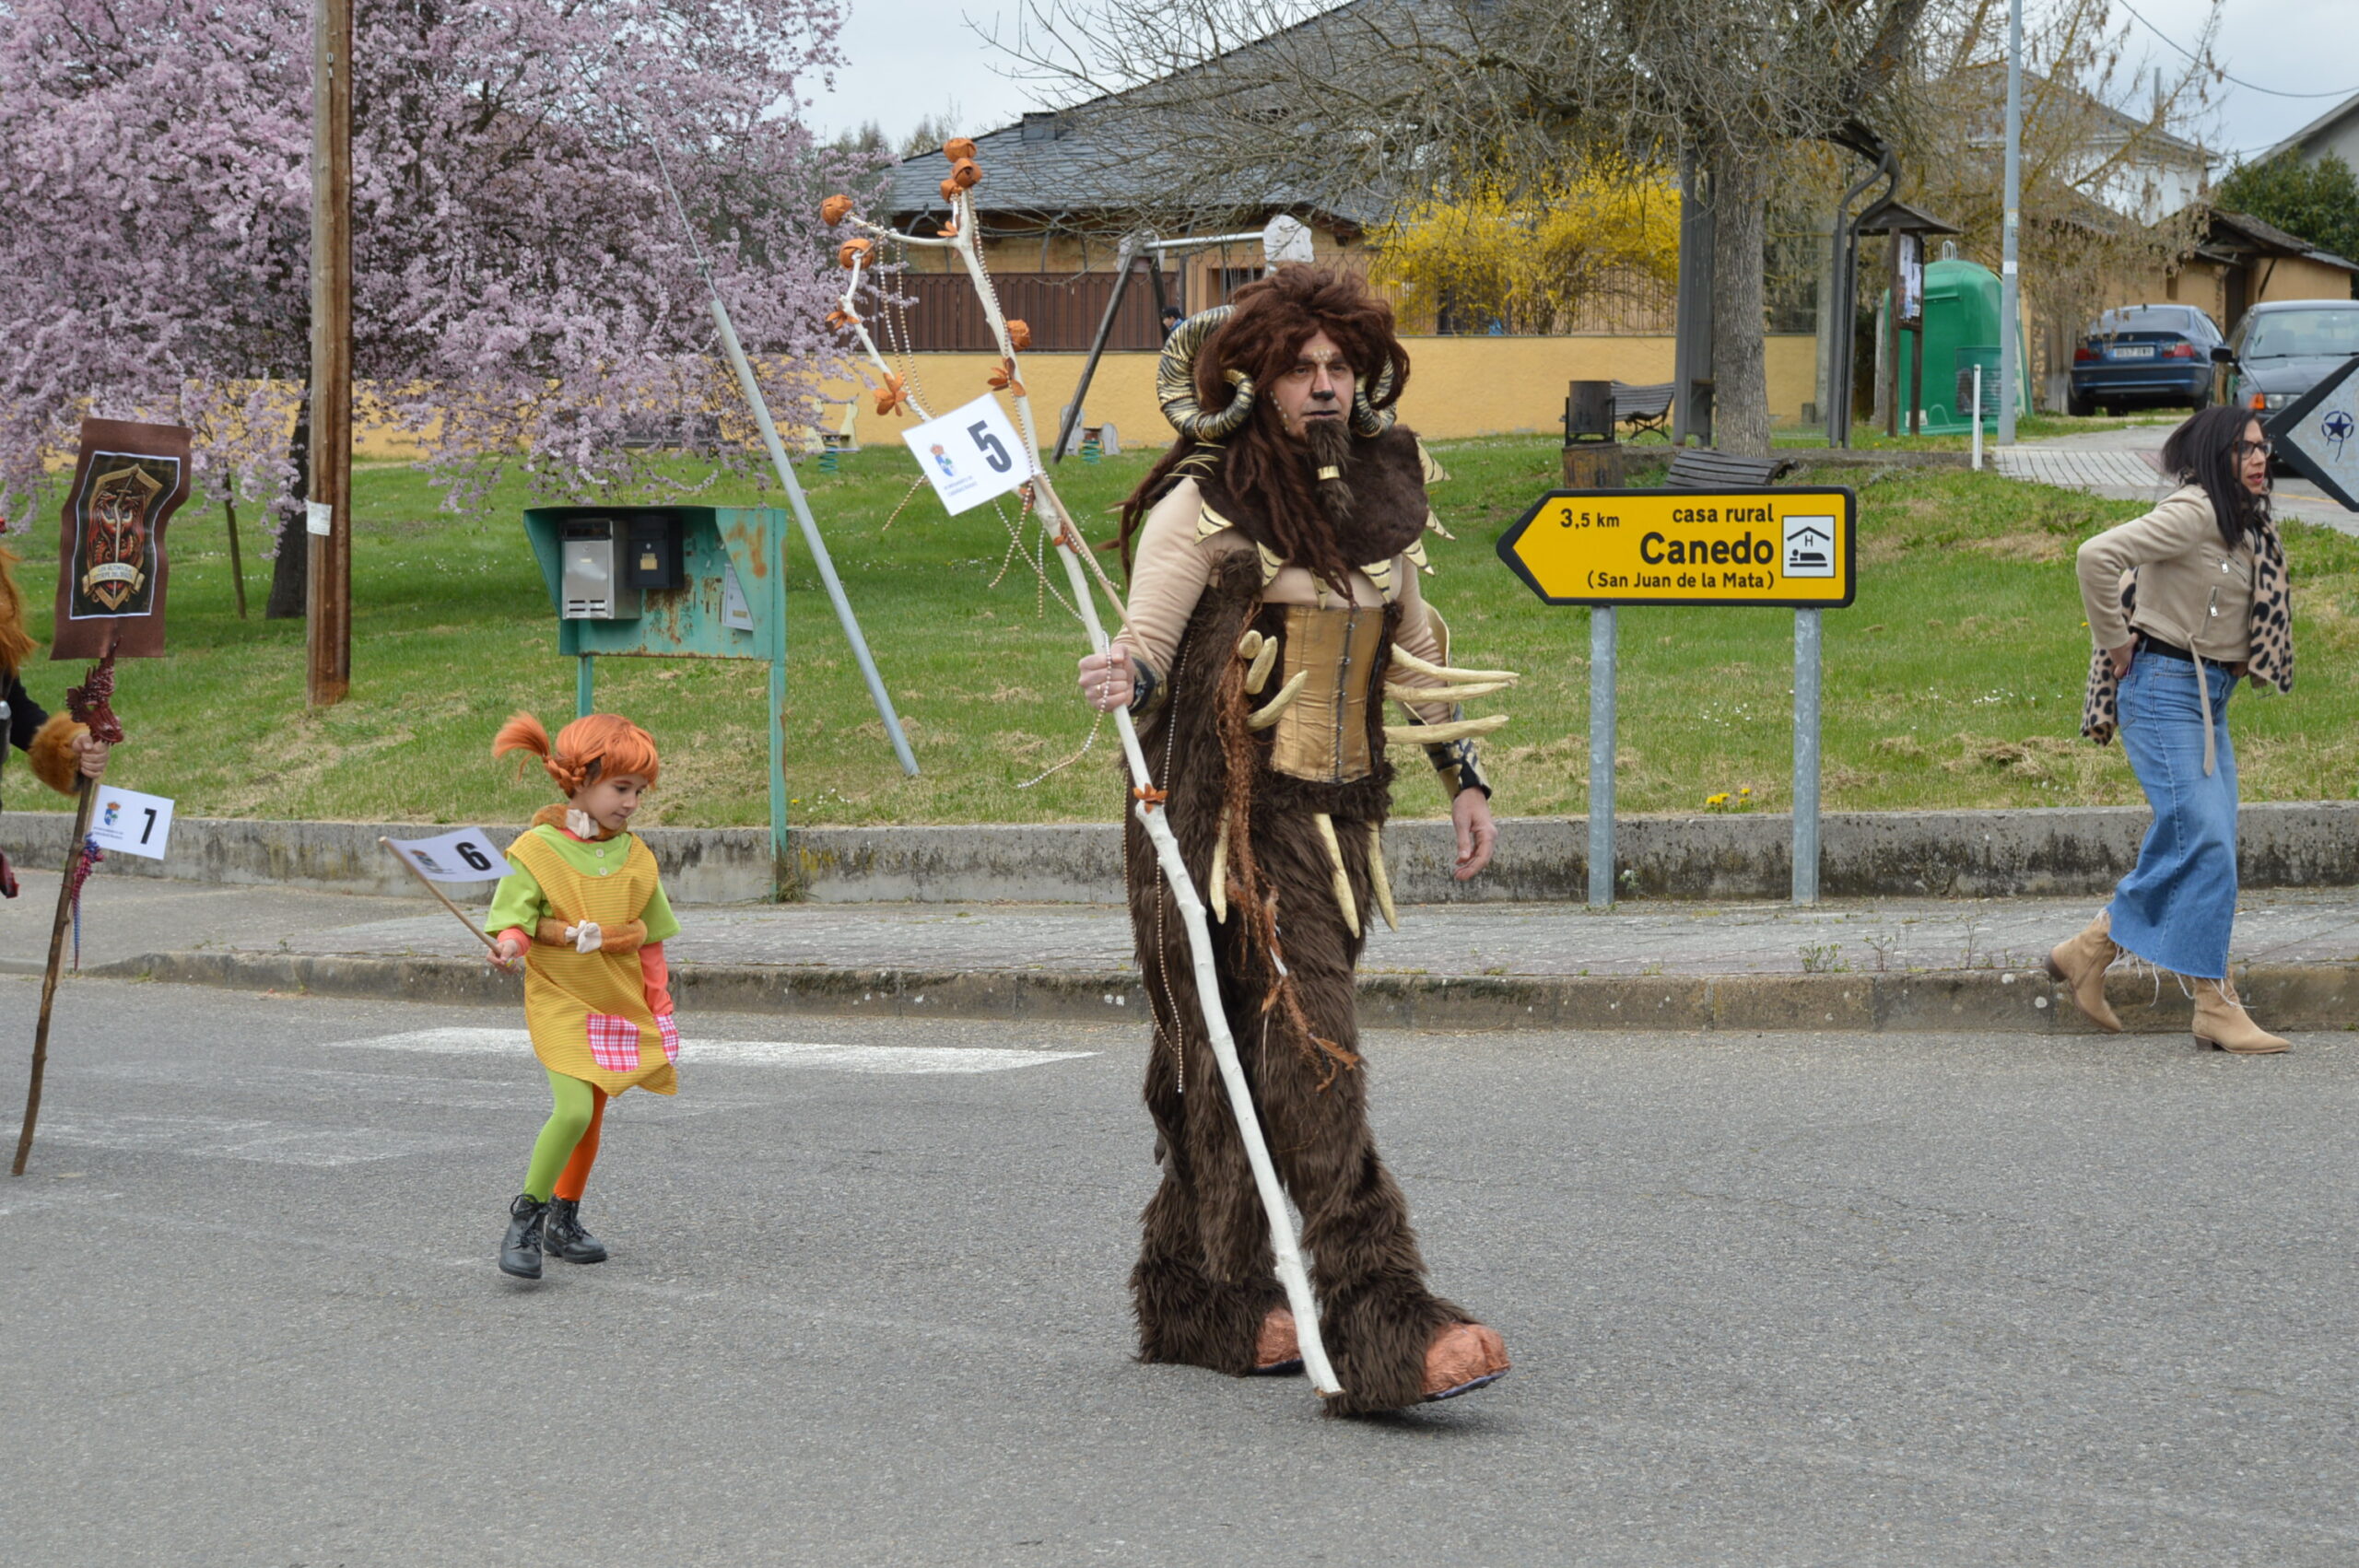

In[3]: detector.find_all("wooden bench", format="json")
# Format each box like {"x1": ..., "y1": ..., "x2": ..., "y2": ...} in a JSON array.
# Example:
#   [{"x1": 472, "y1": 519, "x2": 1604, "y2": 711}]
[
  {"x1": 1610, "y1": 380, "x2": 1675, "y2": 442},
  {"x1": 1663, "y1": 446, "x2": 1795, "y2": 489}
]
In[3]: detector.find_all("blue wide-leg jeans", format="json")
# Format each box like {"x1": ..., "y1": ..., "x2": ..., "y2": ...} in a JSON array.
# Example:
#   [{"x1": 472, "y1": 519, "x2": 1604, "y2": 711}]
[{"x1": 2107, "y1": 653, "x2": 2239, "y2": 980}]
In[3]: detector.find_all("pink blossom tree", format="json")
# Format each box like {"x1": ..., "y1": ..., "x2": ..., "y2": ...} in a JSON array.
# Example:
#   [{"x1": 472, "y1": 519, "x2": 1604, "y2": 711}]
[{"x1": 0, "y1": 0, "x2": 857, "y2": 614}]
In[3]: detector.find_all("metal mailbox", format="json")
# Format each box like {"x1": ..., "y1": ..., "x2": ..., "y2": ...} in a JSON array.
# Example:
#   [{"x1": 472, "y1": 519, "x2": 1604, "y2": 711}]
[{"x1": 523, "y1": 504, "x2": 791, "y2": 891}]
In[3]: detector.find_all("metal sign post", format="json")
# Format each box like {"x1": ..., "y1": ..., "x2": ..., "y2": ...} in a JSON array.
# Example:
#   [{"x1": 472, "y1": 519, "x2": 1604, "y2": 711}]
[
  {"x1": 1497, "y1": 486, "x2": 1859, "y2": 907},
  {"x1": 1793, "y1": 608, "x2": 1823, "y2": 904},
  {"x1": 1589, "y1": 605, "x2": 1617, "y2": 907}
]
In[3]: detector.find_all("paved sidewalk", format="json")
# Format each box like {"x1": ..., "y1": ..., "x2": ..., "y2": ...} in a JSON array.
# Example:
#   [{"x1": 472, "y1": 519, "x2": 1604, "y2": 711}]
[
  {"x1": 1993, "y1": 423, "x2": 2353, "y2": 530},
  {"x1": 16, "y1": 867, "x2": 2359, "y2": 1035}
]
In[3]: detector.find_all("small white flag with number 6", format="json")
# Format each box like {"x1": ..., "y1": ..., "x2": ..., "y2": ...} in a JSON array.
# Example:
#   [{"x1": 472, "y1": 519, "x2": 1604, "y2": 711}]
[{"x1": 386, "y1": 827, "x2": 511, "y2": 882}]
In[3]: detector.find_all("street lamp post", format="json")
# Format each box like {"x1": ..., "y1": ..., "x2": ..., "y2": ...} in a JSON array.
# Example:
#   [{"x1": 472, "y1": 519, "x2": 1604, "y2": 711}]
[{"x1": 1998, "y1": 0, "x2": 2024, "y2": 446}]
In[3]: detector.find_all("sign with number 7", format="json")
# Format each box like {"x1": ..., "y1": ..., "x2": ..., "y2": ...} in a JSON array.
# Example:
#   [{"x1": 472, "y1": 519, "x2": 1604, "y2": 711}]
[
  {"x1": 899, "y1": 393, "x2": 1032, "y2": 514},
  {"x1": 88, "y1": 784, "x2": 175, "y2": 861}
]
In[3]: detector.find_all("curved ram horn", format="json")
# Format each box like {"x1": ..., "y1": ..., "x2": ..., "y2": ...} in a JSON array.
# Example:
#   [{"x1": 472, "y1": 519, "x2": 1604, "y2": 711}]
[{"x1": 1156, "y1": 307, "x2": 1257, "y2": 439}]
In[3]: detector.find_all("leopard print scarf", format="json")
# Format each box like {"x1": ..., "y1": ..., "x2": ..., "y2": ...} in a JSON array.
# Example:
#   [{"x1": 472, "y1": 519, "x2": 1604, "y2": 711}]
[{"x1": 2080, "y1": 516, "x2": 2292, "y2": 745}]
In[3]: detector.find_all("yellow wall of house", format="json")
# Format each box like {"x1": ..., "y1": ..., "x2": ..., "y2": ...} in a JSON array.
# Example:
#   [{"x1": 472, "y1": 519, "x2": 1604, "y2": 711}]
[
  {"x1": 2111, "y1": 254, "x2": 2356, "y2": 333},
  {"x1": 2257, "y1": 254, "x2": 2358, "y2": 304},
  {"x1": 815, "y1": 334, "x2": 1822, "y2": 449},
  {"x1": 345, "y1": 333, "x2": 1820, "y2": 458}
]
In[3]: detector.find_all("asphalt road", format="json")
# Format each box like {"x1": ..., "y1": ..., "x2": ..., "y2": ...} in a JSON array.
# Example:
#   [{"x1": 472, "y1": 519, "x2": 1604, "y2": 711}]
[{"x1": 4, "y1": 977, "x2": 2355, "y2": 1566}]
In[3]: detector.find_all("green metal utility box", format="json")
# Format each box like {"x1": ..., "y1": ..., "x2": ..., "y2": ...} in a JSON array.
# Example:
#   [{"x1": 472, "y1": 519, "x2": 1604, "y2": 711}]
[
  {"x1": 522, "y1": 505, "x2": 791, "y2": 892},
  {"x1": 1890, "y1": 258, "x2": 2031, "y2": 434}
]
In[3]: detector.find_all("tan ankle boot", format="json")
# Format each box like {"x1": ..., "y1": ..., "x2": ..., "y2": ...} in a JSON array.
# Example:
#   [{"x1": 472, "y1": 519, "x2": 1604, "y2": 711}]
[
  {"x1": 2192, "y1": 977, "x2": 2289, "y2": 1054},
  {"x1": 2047, "y1": 912, "x2": 2123, "y2": 1032}
]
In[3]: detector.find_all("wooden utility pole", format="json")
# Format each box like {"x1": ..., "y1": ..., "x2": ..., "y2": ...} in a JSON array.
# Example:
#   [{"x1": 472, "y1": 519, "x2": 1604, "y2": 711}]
[{"x1": 307, "y1": 0, "x2": 353, "y2": 707}]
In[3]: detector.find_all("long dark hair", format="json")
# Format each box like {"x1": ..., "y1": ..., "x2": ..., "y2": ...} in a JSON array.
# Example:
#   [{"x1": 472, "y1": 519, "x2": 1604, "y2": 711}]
[
  {"x1": 2162, "y1": 405, "x2": 2271, "y2": 549},
  {"x1": 1119, "y1": 267, "x2": 1411, "y2": 597}
]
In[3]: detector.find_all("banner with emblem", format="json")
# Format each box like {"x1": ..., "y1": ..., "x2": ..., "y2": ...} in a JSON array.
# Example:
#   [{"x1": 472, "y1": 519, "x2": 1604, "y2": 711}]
[{"x1": 52, "y1": 416, "x2": 190, "y2": 659}]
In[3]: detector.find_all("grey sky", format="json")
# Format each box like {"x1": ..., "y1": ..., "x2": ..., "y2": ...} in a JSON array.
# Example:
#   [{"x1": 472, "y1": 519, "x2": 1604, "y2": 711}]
[{"x1": 805, "y1": 0, "x2": 2358, "y2": 168}]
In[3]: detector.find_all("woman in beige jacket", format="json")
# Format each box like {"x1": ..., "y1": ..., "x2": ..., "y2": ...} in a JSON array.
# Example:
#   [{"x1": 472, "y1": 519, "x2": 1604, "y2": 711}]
[{"x1": 2048, "y1": 406, "x2": 2295, "y2": 1052}]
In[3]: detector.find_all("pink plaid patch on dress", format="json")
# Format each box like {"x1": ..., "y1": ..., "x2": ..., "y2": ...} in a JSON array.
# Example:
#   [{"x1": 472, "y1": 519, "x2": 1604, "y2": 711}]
[
  {"x1": 655, "y1": 1013, "x2": 680, "y2": 1064},
  {"x1": 585, "y1": 1012, "x2": 642, "y2": 1072}
]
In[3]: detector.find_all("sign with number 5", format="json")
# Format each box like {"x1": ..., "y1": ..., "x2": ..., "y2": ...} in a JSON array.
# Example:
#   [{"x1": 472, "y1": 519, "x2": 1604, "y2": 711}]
[
  {"x1": 900, "y1": 393, "x2": 1032, "y2": 514},
  {"x1": 88, "y1": 785, "x2": 176, "y2": 861}
]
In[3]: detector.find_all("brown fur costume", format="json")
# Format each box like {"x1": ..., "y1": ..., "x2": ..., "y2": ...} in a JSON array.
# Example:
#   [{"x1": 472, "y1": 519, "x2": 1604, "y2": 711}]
[{"x1": 1123, "y1": 427, "x2": 1476, "y2": 1416}]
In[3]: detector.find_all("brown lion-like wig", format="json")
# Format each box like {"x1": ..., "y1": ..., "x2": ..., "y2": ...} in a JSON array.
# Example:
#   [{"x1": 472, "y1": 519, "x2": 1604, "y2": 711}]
[{"x1": 1121, "y1": 266, "x2": 1412, "y2": 597}]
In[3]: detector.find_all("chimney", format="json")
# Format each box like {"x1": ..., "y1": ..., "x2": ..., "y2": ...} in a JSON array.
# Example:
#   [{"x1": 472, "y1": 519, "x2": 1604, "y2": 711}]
[{"x1": 1021, "y1": 111, "x2": 1058, "y2": 143}]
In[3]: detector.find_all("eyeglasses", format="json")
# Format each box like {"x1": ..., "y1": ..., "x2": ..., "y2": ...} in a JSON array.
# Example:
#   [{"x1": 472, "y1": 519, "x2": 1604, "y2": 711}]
[{"x1": 2236, "y1": 439, "x2": 2274, "y2": 459}]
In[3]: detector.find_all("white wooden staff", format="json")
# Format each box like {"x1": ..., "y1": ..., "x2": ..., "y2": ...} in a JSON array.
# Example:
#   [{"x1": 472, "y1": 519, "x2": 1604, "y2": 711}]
[{"x1": 831, "y1": 168, "x2": 1344, "y2": 1398}]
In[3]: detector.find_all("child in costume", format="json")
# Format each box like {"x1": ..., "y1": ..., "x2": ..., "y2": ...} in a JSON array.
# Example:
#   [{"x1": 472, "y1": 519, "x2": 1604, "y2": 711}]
[{"x1": 486, "y1": 711, "x2": 682, "y2": 1281}]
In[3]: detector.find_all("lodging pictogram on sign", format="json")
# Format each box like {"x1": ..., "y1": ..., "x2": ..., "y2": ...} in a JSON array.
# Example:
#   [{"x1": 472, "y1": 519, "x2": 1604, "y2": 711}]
[{"x1": 1496, "y1": 487, "x2": 1859, "y2": 608}]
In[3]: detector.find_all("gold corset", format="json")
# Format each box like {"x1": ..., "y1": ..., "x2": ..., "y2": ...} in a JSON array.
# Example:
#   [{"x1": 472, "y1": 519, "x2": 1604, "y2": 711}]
[{"x1": 1265, "y1": 604, "x2": 1387, "y2": 784}]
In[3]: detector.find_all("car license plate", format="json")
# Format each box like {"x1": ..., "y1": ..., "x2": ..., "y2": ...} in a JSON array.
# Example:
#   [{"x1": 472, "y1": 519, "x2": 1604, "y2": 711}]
[{"x1": 2113, "y1": 345, "x2": 2154, "y2": 359}]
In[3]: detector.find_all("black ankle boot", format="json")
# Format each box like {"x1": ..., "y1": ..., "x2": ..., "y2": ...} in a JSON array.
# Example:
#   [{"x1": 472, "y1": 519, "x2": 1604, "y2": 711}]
[
  {"x1": 499, "y1": 1194, "x2": 547, "y2": 1280},
  {"x1": 544, "y1": 1198, "x2": 608, "y2": 1264}
]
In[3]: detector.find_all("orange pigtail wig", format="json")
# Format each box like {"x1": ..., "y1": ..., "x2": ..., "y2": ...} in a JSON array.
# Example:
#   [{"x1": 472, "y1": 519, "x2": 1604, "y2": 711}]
[{"x1": 493, "y1": 711, "x2": 662, "y2": 797}]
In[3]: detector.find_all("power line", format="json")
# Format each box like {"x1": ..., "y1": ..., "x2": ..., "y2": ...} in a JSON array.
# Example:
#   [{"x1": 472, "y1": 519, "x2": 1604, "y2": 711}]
[{"x1": 2115, "y1": 0, "x2": 2359, "y2": 99}]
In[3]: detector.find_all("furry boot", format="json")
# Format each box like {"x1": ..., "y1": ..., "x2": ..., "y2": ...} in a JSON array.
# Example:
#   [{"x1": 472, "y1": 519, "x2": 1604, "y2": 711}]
[
  {"x1": 1131, "y1": 1169, "x2": 1286, "y2": 1376},
  {"x1": 2192, "y1": 977, "x2": 2289, "y2": 1054},
  {"x1": 499, "y1": 1195, "x2": 546, "y2": 1280},
  {"x1": 2046, "y1": 911, "x2": 2123, "y2": 1032}
]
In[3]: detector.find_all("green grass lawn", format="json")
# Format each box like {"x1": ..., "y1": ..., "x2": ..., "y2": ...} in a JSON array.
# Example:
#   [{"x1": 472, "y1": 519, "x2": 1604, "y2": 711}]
[{"x1": 16, "y1": 435, "x2": 2355, "y2": 830}]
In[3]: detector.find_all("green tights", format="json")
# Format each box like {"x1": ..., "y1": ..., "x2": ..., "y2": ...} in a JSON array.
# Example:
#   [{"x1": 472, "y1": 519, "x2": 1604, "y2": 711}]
[{"x1": 522, "y1": 1069, "x2": 608, "y2": 1202}]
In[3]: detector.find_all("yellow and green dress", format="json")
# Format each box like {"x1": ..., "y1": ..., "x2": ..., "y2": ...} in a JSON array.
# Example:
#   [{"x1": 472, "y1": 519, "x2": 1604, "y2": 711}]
[{"x1": 487, "y1": 815, "x2": 683, "y2": 1095}]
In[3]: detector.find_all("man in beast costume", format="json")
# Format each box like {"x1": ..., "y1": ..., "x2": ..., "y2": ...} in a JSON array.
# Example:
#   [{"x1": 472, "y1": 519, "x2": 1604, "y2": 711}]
[{"x1": 1076, "y1": 265, "x2": 1514, "y2": 1412}]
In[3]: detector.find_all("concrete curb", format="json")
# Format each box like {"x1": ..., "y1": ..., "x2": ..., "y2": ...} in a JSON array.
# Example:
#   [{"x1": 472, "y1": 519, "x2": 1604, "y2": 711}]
[
  {"x1": 13, "y1": 801, "x2": 2359, "y2": 906},
  {"x1": 84, "y1": 949, "x2": 2359, "y2": 1036}
]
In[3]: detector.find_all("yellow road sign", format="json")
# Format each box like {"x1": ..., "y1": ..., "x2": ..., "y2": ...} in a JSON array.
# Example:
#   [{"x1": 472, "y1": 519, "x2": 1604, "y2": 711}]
[{"x1": 1496, "y1": 487, "x2": 1858, "y2": 608}]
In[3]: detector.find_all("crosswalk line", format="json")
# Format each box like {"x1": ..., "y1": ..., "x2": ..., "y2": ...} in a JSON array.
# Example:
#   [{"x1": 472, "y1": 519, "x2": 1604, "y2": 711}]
[
  {"x1": 32, "y1": 1113, "x2": 479, "y2": 1167},
  {"x1": 325, "y1": 1027, "x2": 1094, "y2": 1075}
]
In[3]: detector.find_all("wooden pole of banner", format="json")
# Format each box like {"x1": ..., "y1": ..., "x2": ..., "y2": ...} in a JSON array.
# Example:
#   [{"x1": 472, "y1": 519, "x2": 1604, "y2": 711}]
[
  {"x1": 11, "y1": 779, "x2": 100, "y2": 1176},
  {"x1": 223, "y1": 474, "x2": 249, "y2": 621},
  {"x1": 378, "y1": 838, "x2": 501, "y2": 954},
  {"x1": 306, "y1": 0, "x2": 353, "y2": 707}
]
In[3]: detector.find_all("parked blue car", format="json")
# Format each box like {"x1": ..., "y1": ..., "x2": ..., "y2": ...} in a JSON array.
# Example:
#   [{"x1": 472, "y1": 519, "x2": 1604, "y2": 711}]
[{"x1": 2065, "y1": 304, "x2": 2224, "y2": 415}]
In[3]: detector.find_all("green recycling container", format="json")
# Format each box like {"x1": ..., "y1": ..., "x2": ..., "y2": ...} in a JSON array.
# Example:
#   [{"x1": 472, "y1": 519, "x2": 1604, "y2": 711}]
[{"x1": 1888, "y1": 256, "x2": 2030, "y2": 433}]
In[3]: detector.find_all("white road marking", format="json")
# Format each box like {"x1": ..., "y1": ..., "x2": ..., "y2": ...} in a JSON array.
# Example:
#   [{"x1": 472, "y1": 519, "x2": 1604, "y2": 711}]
[
  {"x1": 31, "y1": 1113, "x2": 480, "y2": 1167},
  {"x1": 325, "y1": 1027, "x2": 1095, "y2": 1074}
]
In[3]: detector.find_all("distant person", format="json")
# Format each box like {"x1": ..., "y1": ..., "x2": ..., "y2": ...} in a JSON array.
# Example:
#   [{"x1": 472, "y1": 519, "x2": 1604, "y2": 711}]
[
  {"x1": 1159, "y1": 305, "x2": 1183, "y2": 342},
  {"x1": 2049, "y1": 406, "x2": 2295, "y2": 1053}
]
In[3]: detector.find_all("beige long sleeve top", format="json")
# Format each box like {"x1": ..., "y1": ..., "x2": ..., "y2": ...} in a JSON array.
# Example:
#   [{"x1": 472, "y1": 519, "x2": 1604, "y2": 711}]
[
  {"x1": 1121, "y1": 478, "x2": 1458, "y2": 724},
  {"x1": 2074, "y1": 485, "x2": 2255, "y2": 662}
]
